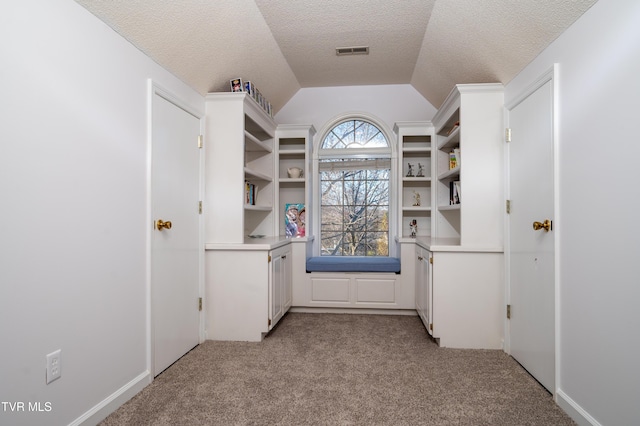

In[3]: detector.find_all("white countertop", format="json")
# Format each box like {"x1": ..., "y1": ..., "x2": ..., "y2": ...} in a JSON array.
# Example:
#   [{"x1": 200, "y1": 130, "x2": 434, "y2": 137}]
[
  {"x1": 397, "y1": 236, "x2": 503, "y2": 253},
  {"x1": 205, "y1": 235, "x2": 312, "y2": 251}
]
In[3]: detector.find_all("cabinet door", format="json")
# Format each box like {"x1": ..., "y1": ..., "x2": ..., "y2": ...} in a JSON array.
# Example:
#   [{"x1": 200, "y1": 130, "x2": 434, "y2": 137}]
[
  {"x1": 423, "y1": 250, "x2": 433, "y2": 336},
  {"x1": 415, "y1": 246, "x2": 432, "y2": 334},
  {"x1": 415, "y1": 246, "x2": 425, "y2": 322},
  {"x1": 270, "y1": 252, "x2": 284, "y2": 329},
  {"x1": 282, "y1": 249, "x2": 292, "y2": 311},
  {"x1": 415, "y1": 246, "x2": 433, "y2": 336}
]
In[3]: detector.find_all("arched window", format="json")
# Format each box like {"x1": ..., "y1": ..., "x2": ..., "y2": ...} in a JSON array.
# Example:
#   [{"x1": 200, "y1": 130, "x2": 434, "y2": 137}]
[{"x1": 317, "y1": 119, "x2": 393, "y2": 256}]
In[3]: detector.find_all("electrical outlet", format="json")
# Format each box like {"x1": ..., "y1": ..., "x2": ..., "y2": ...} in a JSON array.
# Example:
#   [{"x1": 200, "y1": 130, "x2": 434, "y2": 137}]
[{"x1": 46, "y1": 350, "x2": 61, "y2": 384}]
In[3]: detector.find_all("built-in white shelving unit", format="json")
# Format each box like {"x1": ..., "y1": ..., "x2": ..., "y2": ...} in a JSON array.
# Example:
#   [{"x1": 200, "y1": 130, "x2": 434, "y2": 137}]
[
  {"x1": 394, "y1": 122, "x2": 435, "y2": 240},
  {"x1": 411, "y1": 83, "x2": 505, "y2": 349},
  {"x1": 204, "y1": 92, "x2": 276, "y2": 243},
  {"x1": 275, "y1": 124, "x2": 315, "y2": 238},
  {"x1": 432, "y1": 83, "x2": 505, "y2": 247},
  {"x1": 204, "y1": 92, "x2": 294, "y2": 342}
]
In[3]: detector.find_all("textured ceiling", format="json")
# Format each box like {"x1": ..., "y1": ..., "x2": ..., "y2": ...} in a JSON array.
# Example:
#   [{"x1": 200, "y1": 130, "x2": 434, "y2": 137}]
[{"x1": 75, "y1": 0, "x2": 597, "y2": 112}]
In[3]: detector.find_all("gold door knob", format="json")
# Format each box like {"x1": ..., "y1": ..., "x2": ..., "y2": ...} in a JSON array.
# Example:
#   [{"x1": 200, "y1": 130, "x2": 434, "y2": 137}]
[
  {"x1": 155, "y1": 219, "x2": 172, "y2": 231},
  {"x1": 532, "y1": 219, "x2": 552, "y2": 232}
]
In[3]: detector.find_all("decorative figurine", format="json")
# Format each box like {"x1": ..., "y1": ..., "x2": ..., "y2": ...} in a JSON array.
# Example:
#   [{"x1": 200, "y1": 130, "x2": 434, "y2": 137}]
[
  {"x1": 406, "y1": 163, "x2": 414, "y2": 177},
  {"x1": 417, "y1": 163, "x2": 424, "y2": 177},
  {"x1": 413, "y1": 191, "x2": 421, "y2": 206},
  {"x1": 410, "y1": 219, "x2": 418, "y2": 238}
]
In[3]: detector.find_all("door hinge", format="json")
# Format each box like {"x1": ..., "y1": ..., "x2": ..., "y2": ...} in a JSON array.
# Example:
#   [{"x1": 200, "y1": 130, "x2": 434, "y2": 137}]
[
  {"x1": 198, "y1": 201, "x2": 203, "y2": 214},
  {"x1": 429, "y1": 257, "x2": 433, "y2": 264},
  {"x1": 506, "y1": 200, "x2": 511, "y2": 214},
  {"x1": 198, "y1": 297, "x2": 203, "y2": 311},
  {"x1": 429, "y1": 323, "x2": 433, "y2": 331},
  {"x1": 505, "y1": 128, "x2": 512, "y2": 143},
  {"x1": 268, "y1": 255, "x2": 271, "y2": 262},
  {"x1": 268, "y1": 318, "x2": 272, "y2": 326},
  {"x1": 198, "y1": 135, "x2": 203, "y2": 148},
  {"x1": 507, "y1": 304, "x2": 511, "y2": 319}
]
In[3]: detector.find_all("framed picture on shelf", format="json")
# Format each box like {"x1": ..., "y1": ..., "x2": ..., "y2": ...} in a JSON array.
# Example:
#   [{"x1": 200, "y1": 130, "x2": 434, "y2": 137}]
[
  {"x1": 284, "y1": 203, "x2": 305, "y2": 237},
  {"x1": 230, "y1": 78, "x2": 243, "y2": 93},
  {"x1": 244, "y1": 81, "x2": 253, "y2": 96}
]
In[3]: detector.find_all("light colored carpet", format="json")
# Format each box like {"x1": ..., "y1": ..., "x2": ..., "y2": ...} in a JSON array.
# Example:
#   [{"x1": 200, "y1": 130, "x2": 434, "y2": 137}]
[{"x1": 100, "y1": 313, "x2": 575, "y2": 425}]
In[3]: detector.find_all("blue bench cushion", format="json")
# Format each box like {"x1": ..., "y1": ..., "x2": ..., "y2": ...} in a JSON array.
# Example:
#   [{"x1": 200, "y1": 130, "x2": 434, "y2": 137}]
[{"x1": 306, "y1": 256, "x2": 401, "y2": 273}]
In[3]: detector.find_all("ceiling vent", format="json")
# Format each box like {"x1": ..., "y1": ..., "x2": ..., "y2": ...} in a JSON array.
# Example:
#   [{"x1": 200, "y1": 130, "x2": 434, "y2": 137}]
[{"x1": 336, "y1": 46, "x2": 369, "y2": 56}]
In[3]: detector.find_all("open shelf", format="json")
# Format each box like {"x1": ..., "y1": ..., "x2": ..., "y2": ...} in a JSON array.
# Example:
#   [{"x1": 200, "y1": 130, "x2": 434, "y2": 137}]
[{"x1": 245, "y1": 167, "x2": 272, "y2": 182}]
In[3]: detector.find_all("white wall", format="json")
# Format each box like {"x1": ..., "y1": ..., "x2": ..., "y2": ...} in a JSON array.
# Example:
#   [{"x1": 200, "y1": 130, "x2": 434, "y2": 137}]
[
  {"x1": 0, "y1": 1, "x2": 204, "y2": 425},
  {"x1": 275, "y1": 84, "x2": 437, "y2": 140},
  {"x1": 505, "y1": 0, "x2": 640, "y2": 424}
]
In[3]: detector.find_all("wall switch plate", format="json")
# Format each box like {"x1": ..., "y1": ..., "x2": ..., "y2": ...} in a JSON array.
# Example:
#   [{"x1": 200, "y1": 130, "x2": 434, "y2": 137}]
[{"x1": 46, "y1": 349, "x2": 61, "y2": 384}]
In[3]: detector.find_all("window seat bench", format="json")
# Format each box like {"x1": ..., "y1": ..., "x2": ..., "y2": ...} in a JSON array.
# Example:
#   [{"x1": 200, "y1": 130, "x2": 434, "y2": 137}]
[{"x1": 306, "y1": 256, "x2": 401, "y2": 274}]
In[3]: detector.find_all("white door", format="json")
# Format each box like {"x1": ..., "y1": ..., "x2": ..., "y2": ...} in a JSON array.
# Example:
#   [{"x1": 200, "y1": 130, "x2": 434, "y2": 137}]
[
  {"x1": 507, "y1": 73, "x2": 556, "y2": 393},
  {"x1": 151, "y1": 91, "x2": 201, "y2": 376}
]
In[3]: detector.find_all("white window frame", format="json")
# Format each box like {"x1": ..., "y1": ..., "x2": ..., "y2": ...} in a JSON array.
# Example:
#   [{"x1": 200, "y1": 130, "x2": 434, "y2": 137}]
[{"x1": 311, "y1": 113, "x2": 398, "y2": 257}]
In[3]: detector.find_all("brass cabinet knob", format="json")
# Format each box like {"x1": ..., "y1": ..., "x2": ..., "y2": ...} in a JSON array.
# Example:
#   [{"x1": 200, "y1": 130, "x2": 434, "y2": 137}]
[
  {"x1": 532, "y1": 219, "x2": 552, "y2": 232},
  {"x1": 155, "y1": 219, "x2": 172, "y2": 231}
]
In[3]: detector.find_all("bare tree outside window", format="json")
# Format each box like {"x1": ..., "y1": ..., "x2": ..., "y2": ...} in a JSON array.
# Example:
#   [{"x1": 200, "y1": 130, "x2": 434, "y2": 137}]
[{"x1": 318, "y1": 119, "x2": 391, "y2": 256}]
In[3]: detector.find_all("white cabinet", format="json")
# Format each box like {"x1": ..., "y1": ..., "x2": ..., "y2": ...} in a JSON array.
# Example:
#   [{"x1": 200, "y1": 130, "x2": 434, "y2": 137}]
[
  {"x1": 415, "y1": 245, "x2": 432, "y2": 335},
  {"x1": 205, "y1": 240, "x2": 292, "y2": 342},
  {"x1": 205, "y1": 92, "x2": 276, "y2": 243},
  {"x1": 395, "y1": 122, "x2": 435, "y2": 239},
  {"x1": 413, "y1": 242, "x2": 503, "y2": 348},
  {"x1": 431, "y1": 84, "x2": 504, "y2": 247},
  {"x1": 428, "y1": 249, "x2": 504, "y2": 349}
]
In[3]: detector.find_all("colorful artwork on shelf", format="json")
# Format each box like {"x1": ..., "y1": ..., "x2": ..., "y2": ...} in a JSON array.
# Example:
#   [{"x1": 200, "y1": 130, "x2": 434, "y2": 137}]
[
  {"x1": 285, "y1": 203, "x2": 305, "y2": 238},
  {"x1": 230, "y1": 78, "x2": 243, "y2": 93}
]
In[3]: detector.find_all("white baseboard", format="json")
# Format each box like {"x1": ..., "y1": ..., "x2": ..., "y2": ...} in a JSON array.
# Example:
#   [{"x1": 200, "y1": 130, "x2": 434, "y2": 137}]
[
  {"x1": 289, "y1": 306, "x2": 417, "y2": 316},
  {"x1": 70, "y1": 370, "x2": 151, "y2": 426},
  {"x1": 556, "y1": 389, "x2": 601, "y2": 426}
]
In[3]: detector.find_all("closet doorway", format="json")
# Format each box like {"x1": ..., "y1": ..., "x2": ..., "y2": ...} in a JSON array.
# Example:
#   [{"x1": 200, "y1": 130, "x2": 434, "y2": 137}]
[
  {"x1": 150, "y1": 84, "x2": 202, "y2": 376},
  {"x1": 506, "y1": 66, "x2": 558, "y2": 394}
]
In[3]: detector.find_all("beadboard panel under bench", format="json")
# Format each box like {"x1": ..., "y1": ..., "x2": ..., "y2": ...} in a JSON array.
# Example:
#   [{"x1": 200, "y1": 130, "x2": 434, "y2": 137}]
[{"x1": 296, "y1": 272, "x2": 414, "y2": 310}]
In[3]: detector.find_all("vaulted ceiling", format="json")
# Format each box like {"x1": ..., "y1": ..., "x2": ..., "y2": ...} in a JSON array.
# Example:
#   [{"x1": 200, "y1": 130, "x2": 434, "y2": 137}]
[{"x1": 75, "y1": 0, "x2": 597, "y2": 112}]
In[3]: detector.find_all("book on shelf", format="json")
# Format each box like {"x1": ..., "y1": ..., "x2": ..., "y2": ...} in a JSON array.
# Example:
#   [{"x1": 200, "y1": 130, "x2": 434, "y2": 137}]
[
  {"x1": 449, "y1": 180, "x2": 461, "y2": 205},
  {"x1": 446, "y1": 121, "x2": 460, "y2": 136},
  {"x1": 245, "y1": 181, "x2": 258, "y2": 205},
  {"x1": 449, "y1": 148, "x2": 461, "y2": 170}
]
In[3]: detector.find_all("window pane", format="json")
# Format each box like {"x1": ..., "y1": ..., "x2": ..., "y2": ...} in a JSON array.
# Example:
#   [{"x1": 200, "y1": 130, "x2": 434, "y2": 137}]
[
  {"x1": 321, "y1": 206, "x2": 344, "y2": 231},
  {"x1": 353, "y1": 121, "x2": 386, "y2": 149},
  {"x1": 321, "y1": 232, "x2": 344, "y2": 255},
  {"x1": 322, "y1": 132, "x2": 342, "y2": 149},
  {"x1": 365, "y1": 232, "x2": 389, "y2": 256},
  {"x1": 367, "y1": 207, "x2": 389, "y2": 231},
  {"x1": 321, "y1": 119, "x2": 389, "y2": 149},
  {"x1": 321, "y1": 174, "x2": 344, "y2": 206}
]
